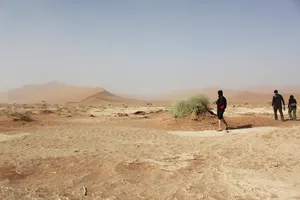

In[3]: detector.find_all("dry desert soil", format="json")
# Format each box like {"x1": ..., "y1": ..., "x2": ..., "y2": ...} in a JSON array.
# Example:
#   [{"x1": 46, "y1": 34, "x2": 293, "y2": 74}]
[{"x1": 0, "y1": 103, "x2": 300, "y2": 200}]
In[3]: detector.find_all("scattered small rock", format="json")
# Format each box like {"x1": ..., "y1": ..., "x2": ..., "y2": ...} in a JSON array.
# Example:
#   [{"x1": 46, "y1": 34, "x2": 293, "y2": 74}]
[
  {"x1": 83, "y1": 186, "x2": 87, "y2": 196},
  {"x1": 65, "y1": 114, "x2": 72, "y2": 118},
  {"x1": 133, "y1": 111, "x2": 146, "y2": 115},
  {"x1": 90, "y1": 114, "x2": 96, "y2": 117},
  {"x1": 150, "y1": 109, "x2": 164, "y2": 114},
  {"x1": 270, "y1": 193, "x2": 279, "y2": 198},
  {"x1": 270, "y1": 163, "x2": 279, "y2": 168},
  {"x1": 24, "y1": 111, "x2": 33, "y2": 115},
  {"x1": 41, "y1": 110, "x2": 54, "y2": 114},
  {"x1": 116, "y1": 113, "x2": 129, "y2": 117}
]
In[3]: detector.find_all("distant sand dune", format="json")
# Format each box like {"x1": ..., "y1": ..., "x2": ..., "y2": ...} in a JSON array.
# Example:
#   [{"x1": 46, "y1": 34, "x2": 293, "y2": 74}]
[
  {"x1": 0, "y1": 82, "x2": 106, "y2": 104},
  {"x1": 0, "y1": 82, "x2": 300, "y2": 104},
  {"x1": 229, "y1": 91, "x2": 300, "y2": 103},
  {"x1": 80, "y1": 90, "x2": 145, "y2": 105},
  {"x1": 0, "y1": 81, "x2": 145, "y2": 105}
]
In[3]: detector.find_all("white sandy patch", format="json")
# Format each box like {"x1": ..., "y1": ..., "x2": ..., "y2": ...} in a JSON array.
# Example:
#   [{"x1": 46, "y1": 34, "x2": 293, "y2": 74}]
[
  {"x1": 224, "y1": 168, "x2": 300, "y2": 199},
  {"x1": 209, "y1": 107, "x2": 274, "y2": 117},
  {"x1": 168, "y1": 126, "x2": 277, "y2": 137},
  {"x1": 232, "y1": 107, "x2": 274, "y2": 115},
  {"x1": 124, "y1": 151, "x2": 198, "y2": 171},
  {"x1": 89, "y1": 106, "x2": 166, "y2": 116},
  {"x1": 0, "y1": 133, "x2": 30, "y2": 142}
]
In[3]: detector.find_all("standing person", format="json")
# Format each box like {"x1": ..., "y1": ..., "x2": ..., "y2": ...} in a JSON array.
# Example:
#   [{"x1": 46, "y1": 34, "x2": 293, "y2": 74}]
[
  {"x1": 288, "y1": 95, "x2": 297, "y2": 120},
  {"x1": 216, "y1": 90, "x2": 230, "y2": 131},
  {"x1": 272, "y1": 90, "x2": 285, "y2": 121}
]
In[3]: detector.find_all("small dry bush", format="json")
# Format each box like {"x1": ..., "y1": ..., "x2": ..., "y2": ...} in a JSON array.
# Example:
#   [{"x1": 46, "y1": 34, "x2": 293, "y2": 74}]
[
  {"x1": 116, "y1": 113, "x2": 129, "y2": 117},
  {"x1": 170, "y1": 95, "x2": 210, "y2": 118},
  {"x1": 10, "y1": 112, "x2": 33, "y2": 122},
  {"x1": 40, "y1": 109, "x2": 55, "y2": 114}
]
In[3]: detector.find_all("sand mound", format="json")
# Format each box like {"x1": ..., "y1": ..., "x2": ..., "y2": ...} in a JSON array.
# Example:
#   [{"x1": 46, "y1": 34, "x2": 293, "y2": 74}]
[
  {"x1": 81, "y1": 90, "x2": 144, "y2": 105},
  {"x1": 0, "y1": 82, "x2": 109, "y2": 104},
  {"x1": 80, "y1": 90, "x2": 121, "y2": 103}
]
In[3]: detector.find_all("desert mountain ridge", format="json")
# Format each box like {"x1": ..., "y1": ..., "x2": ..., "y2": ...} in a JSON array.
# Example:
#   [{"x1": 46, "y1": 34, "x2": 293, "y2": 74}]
[{"x1": 0, "y1": 81, "x2": 300, "y2": 104}]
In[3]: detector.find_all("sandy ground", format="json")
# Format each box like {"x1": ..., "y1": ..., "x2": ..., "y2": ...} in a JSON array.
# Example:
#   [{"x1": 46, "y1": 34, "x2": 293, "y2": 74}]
[{"x1": 0, "y1": 104, "x2": 300, "y2": 200}]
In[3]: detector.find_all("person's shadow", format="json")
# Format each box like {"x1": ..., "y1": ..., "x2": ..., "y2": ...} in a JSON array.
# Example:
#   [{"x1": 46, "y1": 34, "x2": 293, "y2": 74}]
[
  {"x1": 281, "y1": 119, "x2": 300, "y2": 122},
  {"x1": 229, "y1": 124, "x2": 253, "y2": 130}
]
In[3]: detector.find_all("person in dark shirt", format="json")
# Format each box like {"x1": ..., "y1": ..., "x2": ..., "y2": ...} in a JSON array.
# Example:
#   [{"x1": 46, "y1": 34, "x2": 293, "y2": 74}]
[
  {"x1": 288, "y1": 95, "x2": 297, "y2": 120},
  {"x1": 272, "y1": 90, "x2": 285, "y2": 120},
  {"x1": 215, "y1": 90, "x2": 229, "y2": 131}
]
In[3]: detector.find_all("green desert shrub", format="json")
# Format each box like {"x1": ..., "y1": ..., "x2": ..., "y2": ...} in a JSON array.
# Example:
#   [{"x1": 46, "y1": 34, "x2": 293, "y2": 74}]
[
  {"x1": 170, "y1": 95, "x2": 210, "y2": 118},
  {"x1": 170, "y1": 100, "x2": 191, "y2": 118}
]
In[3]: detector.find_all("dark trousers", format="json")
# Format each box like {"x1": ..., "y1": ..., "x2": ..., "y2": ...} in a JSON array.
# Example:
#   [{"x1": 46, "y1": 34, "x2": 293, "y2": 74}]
[
  {"x1": 273, "y1": 106, "x2": 284, "y2": 120},
  {"x1": 288, "y1": 107, "x2": 297, "y2": 120}
]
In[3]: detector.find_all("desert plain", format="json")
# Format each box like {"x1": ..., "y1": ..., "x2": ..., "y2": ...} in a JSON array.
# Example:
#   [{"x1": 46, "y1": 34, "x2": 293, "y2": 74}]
[{"x1": 0, "y1": 83, "x2": 300, "y2": 200}]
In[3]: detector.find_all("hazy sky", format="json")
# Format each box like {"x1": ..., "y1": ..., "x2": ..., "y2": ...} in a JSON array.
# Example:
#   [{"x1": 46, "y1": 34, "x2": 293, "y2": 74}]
[{"x1": 1, "y1": 0, "x2": 300, "y2": 95}]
